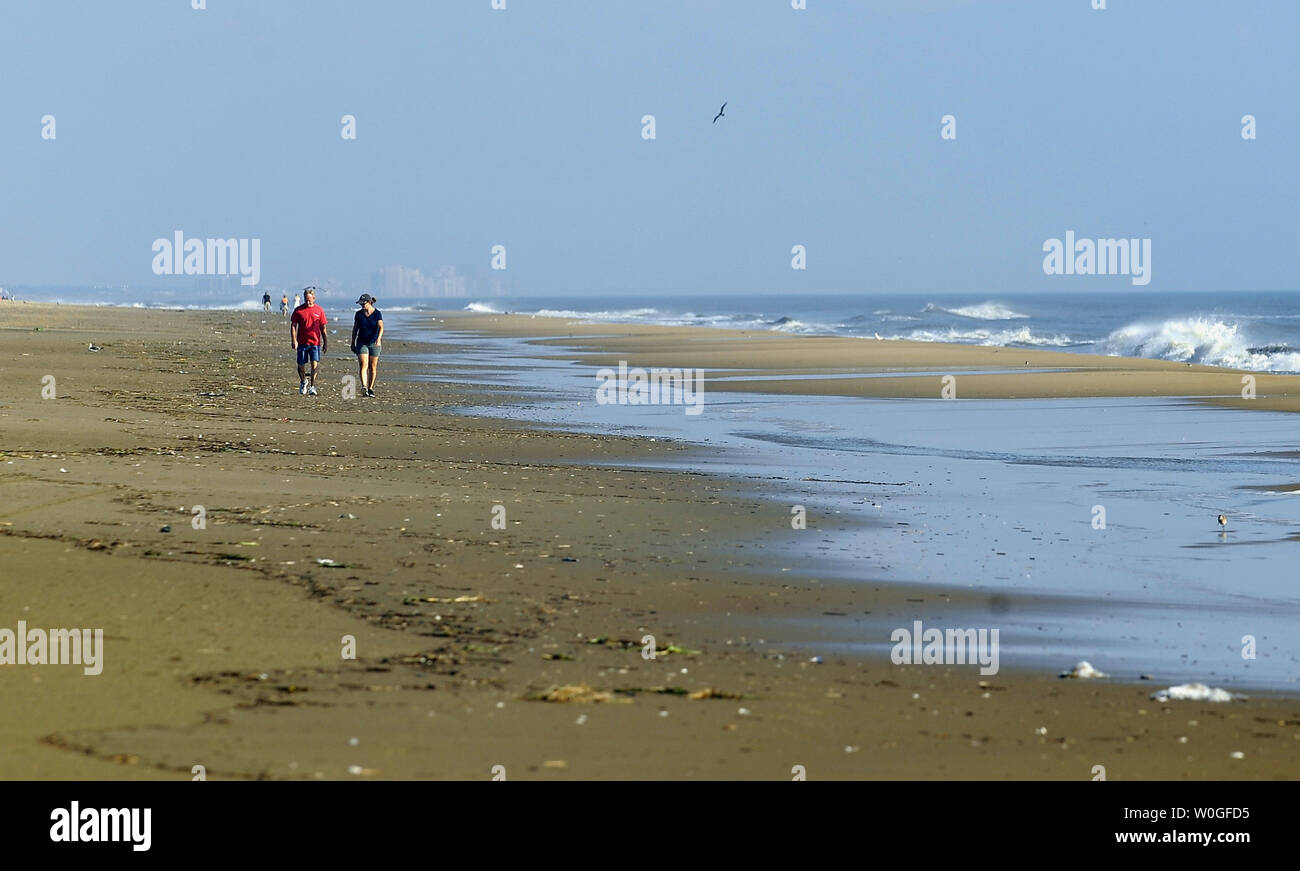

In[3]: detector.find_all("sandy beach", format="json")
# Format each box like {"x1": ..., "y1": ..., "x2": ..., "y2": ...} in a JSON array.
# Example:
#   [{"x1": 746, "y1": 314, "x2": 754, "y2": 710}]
[
  {"x1": 444, "y1": 312, "x2": 1300, "y2": 406},
  {"x1": 2, "y1": 302, "x2": 1298, "y2": 780}
]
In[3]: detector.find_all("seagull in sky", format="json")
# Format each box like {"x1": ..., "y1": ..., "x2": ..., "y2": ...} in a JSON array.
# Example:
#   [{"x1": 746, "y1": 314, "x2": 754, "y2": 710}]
[{"x1": 713, "y1": 101, "x2": 727, "y2": 124}]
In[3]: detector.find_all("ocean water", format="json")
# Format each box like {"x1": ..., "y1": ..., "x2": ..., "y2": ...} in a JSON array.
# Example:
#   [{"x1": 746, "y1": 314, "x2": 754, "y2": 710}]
[
  {"x1": 12, "y1": 287, "x2": 1300, "y2": 373},
  {"x1": 394, "y1": 315, "x2": 1300, "y2": 692},
  {"x1": 13, "y1": 282, "x2": 1299, "y2": 688},
  {"x1": 14, "y1": 287, "x2": 1300, "y2": 373},
  {"x1": 456, "y1": 291, "x2": 1300, "y2": 374}
]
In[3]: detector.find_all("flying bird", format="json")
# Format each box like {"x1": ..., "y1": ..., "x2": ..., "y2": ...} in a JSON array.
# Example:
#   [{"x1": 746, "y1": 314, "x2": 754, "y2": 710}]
[{"x1": 713, "y1": 101, "x2": 727, "y2": 124}]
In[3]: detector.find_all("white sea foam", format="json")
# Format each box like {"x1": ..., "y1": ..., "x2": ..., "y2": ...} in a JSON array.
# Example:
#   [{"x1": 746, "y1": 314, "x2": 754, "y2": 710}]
[
  {"x1": 116, "y1": 300, "x2": 273, "y2": 311},
  {"x1": 922, "y1": 301, "x2": 1028, "y2": 320},
  {"x1": 770, "y1": 318, "x2": 820, "y2": 333},
  {"x1": 900, "y1": 326, "x2": 1075, "y2": 347},
  {"x1": 1059, "y1": 661, "x2": 1108, "y2": 679},
  {"x1": 1100, "y1": 317, "x2": 1300, "y2": 373},
  {"x1": 1150, "y1": 683, "x2": 1243, "y2": 703},
  {"x1": 467, "y1": 303, "x2": 1299, "y2": 373},
  {"x1": 532, "y1": 307, "x2": 660, "y2": 321}
]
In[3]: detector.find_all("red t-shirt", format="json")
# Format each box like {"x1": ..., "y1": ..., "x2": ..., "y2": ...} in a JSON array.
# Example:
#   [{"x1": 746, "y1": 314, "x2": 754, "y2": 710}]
[{"x1": 291, "y1": 304, "x2": 328, "y2": 346}]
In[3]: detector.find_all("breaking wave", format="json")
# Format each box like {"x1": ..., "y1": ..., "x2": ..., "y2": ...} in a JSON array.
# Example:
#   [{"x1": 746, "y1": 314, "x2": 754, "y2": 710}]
[
  {"x1": 901, "y1": 326, "x2": 1076, "y2": 347},
  {"x1": 532, "y1": 307, "x2": 661, "y2": 320},
  {"x1": 921, "y1": 301, "x2": 1028, "y2": 320},
  {"x1": 1099, "y1": 317, "x2": 1300, "y2": 373}
]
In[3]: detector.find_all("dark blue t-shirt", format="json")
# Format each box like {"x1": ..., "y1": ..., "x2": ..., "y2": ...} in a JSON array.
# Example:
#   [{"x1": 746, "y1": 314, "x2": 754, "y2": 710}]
[{"x1": 354, "y1": 308, "x2": 383, "y2": 345}]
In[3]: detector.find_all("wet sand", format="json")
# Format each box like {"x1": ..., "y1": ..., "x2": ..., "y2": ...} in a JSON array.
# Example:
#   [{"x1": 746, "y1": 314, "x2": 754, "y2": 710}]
[
  {"x1": 2, "y1": 302, "x2": 1298, "y2": 779},
  {"x1": 443, "y1": 311, "x2": 1300, "y2": 403}
]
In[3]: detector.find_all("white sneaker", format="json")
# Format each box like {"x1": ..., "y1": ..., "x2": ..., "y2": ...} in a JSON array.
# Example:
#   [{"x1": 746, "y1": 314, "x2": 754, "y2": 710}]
[
  {"x1": 308, "y1": 385, "x2": 318, "y2": 396},
  {"x1": 299, "y1": 380, "x2": 308, "y2": 395}
]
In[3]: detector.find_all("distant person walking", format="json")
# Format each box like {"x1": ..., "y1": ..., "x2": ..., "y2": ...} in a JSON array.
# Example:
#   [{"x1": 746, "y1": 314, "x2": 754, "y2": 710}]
[
  {"x1": 262, "y1": 292, "x2": 272, "y2": 312},
  {"x1": 293, "y1": 293, "x2": 300, "y2": 309},
  {"x1": 280, "y1": 293, "x2": 289, "y2": 317},
  {"x1": 290, "y1": 287, "x2": 328, "y2": 396},
  {"x1": 350, "y1": 293, "x2": 384, "y2": 397}
]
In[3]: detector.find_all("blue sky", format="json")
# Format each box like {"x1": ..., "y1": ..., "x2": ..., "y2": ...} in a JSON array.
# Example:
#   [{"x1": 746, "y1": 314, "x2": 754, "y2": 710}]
[{"x1": 1, "y1": 0, "x2": 1296, "y2": 295}]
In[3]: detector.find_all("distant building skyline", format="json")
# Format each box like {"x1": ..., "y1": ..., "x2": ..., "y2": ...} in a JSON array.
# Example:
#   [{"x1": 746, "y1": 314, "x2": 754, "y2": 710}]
[{"x1": 370, "y1": 265, "x2": 468, "y2": 299}]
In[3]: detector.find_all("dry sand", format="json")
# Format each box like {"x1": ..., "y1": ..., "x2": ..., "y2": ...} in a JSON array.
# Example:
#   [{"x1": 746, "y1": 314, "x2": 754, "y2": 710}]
[{"x1": 1, "y1": 302, "x2": 1297, "y2": 780}]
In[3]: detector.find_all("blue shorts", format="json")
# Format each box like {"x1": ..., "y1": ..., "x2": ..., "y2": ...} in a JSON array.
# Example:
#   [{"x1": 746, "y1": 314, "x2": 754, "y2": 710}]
[{"x1": 296, "y1": 345, "x2": 321, "y2": 365}]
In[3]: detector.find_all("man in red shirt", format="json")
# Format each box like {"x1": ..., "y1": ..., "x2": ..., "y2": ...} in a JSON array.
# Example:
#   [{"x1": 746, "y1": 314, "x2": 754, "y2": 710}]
[{"x1": 289, "y1": 287, "x2": 328, "y2": 396}]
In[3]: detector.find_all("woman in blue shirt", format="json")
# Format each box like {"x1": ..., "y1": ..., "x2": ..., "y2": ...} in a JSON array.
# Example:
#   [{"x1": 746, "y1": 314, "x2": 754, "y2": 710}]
[{"x1": 350, "y1": 293, "x2": 384, "y2": 397}]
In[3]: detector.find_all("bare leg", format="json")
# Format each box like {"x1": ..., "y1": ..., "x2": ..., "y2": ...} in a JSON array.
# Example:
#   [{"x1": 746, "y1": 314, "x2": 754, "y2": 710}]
[
  {"x1": 357, "y1": 353, "x2": 369, "y2": 390},
  {"x1": 309, "y1": 358, "x2": 319, "y2": 387},
  {"x1": 367, "y1": 356, "x2": 379, "y2": 390}
]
